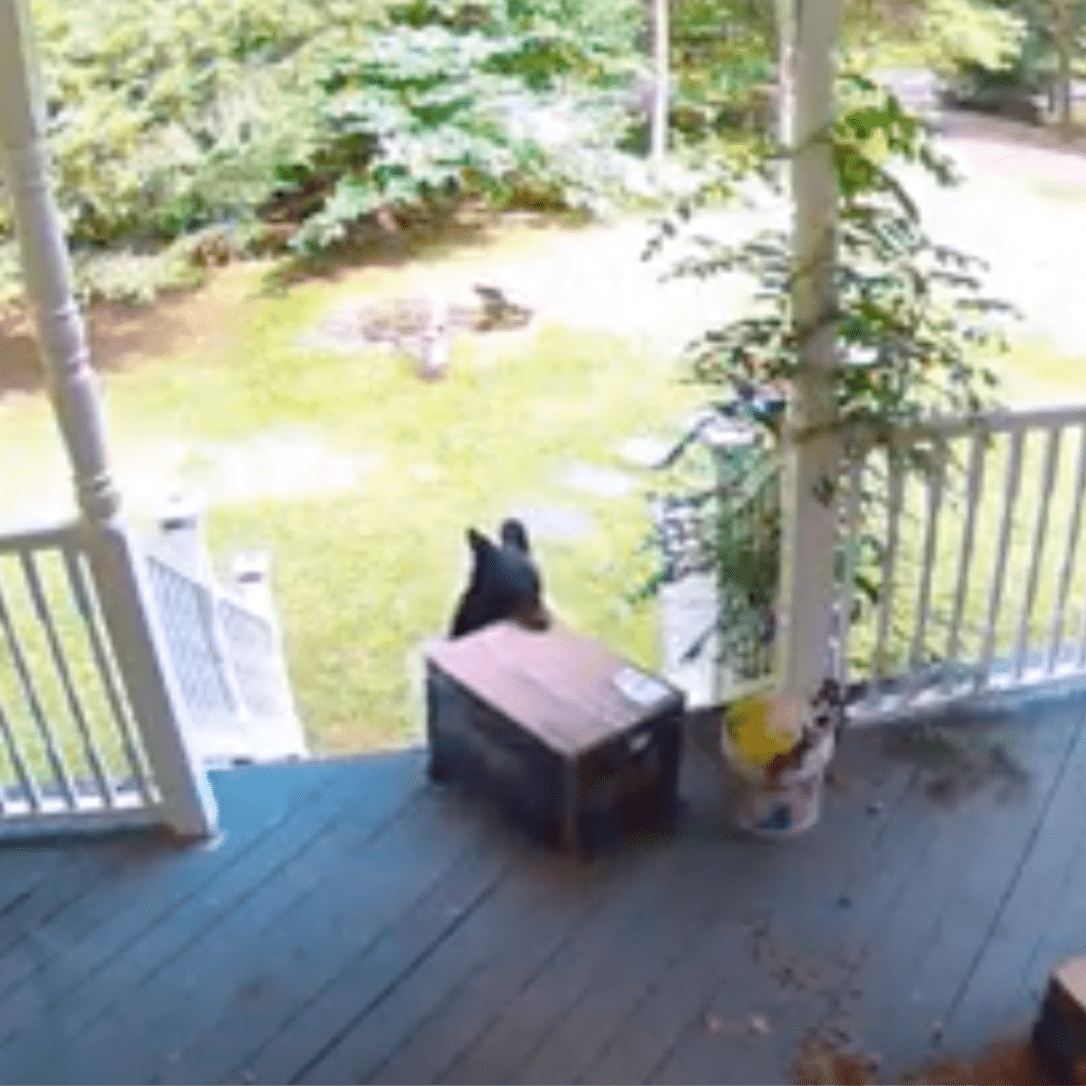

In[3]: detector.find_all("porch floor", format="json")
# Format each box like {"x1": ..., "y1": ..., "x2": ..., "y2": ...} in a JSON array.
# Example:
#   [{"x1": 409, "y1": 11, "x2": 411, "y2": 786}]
[{"x1": 2, "y1": 698, "x2": 1086, "y2": 1085}]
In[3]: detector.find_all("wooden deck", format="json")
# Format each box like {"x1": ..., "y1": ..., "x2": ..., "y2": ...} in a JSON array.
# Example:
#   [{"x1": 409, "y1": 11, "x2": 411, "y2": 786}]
[{"x1": 2, "y1": 697, "x2": 1086, "y2": 1085}]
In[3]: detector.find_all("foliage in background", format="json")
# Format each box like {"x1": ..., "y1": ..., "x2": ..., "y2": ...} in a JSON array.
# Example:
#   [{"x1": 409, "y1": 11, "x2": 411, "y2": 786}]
[
  {"x1": 2, "y1": 0, "x2": 1072, "y2": 308},
  {"x1": 0, "y1": 0, "x2": 647, "y2": 301},
  {"x1": 843, "y1": 0, "x2": 1028, "y2": 73},
  {"x1": 921, "y1": 0, "x2": 1029, "y2": 75},
  {"x1": 637, "y1": 76, "x2": 1020, "y2": 677},
  {"x1": 666, "y1": 0, "x2": 776, "y2": 150},
  {"x1": 932, "y1": 0, "x2": 1086, "y2": 127}
]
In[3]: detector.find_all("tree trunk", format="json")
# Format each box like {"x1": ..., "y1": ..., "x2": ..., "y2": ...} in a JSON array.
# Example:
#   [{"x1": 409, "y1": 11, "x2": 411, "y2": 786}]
[
  {"x1": 775, "y1": 0, "x2": 796, "y2": 156},
  {"x1": 1053, "y1": 0, "x2": 1075, "y2": 137},
  {"x1": 644, "y1": 0, "x2": 669, "y2": 175}
]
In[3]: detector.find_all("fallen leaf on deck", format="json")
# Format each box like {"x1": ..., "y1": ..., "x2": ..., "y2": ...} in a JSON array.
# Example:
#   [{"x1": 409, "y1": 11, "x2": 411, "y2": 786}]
[{"x1": 749, "y1": 1014, "x2": 770, "y2": 1036}]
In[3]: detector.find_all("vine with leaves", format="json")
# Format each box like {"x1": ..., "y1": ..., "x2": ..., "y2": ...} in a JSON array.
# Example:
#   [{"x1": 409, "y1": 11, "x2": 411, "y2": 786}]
[{"x1": 638, "y1": 74, "x2": 1020, "y2": 682}]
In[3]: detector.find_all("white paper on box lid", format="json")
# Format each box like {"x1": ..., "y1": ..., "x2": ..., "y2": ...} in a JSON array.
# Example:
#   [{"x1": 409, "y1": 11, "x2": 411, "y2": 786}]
[{"x1": 612, "y1": 666, "x2": 671, "y2": 707}]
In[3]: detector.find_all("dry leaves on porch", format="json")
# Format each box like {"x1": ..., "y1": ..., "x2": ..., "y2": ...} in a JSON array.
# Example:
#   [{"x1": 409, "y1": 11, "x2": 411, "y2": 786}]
[{"x1": 793, "y1": 1031, "x2": 1069, "y2": 1086}]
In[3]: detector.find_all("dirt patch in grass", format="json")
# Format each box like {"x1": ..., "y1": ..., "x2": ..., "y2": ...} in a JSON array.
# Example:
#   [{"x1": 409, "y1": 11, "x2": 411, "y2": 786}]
[{"x1": 1, "y1": 261, "x2": 265, "y2": 398}]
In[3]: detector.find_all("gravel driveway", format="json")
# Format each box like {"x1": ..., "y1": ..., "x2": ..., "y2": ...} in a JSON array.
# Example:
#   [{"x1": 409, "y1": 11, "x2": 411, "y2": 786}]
[{"x1": 902, "y1": 119, "x2": 1086, "y2": 364}]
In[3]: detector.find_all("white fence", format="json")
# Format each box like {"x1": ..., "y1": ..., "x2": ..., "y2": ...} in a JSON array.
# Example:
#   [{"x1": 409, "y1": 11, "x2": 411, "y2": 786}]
[
  {"x1": 144, "y1": 546, "x2": 305, "y2": 767},
  {"x1": 840, "y1": 403, "x2": 1086, "y2": 722},
  {"x1": 0, "y1": 512, "x2": 304, "y2": 839},
  {"x1": 0, "y1": 520, "x2": 162, "y2": 834},
  {"x1": 658, "y1": 401, "x2": 1086, "y2": 722}
]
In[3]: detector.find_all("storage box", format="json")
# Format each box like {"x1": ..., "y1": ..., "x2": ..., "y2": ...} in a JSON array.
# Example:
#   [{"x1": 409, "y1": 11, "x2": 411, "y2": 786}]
[
  {"x1": 425, "y1": 621, "x2": 685, "y2": 852},
  {"x1": 1033, "y1": 956, "x2": 1086, "y2": 1084}
]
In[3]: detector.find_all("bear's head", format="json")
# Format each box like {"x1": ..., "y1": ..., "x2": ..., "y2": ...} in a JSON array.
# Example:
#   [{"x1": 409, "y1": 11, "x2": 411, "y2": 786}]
[{"x1": 449, "y1": 518, "x2": 549, "y2": 638}]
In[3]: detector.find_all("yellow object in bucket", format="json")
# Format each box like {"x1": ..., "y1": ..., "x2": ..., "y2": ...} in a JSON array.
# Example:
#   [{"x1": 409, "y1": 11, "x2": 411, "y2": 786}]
[{"x1": 725, "y1": 695, "x2": 801, "y2": 768}]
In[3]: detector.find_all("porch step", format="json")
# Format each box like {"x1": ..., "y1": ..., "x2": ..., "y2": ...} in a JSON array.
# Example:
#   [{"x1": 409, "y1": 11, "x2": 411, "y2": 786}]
[{"x1": 152, "y1": 500, "x2": 308, "y2": 768}]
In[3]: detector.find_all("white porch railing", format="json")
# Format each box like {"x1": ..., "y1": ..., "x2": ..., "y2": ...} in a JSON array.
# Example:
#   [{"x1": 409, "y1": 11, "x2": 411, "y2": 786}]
[
  {"x1": 839, "y1": 402, "x2": 1086, "y2": 722},
  {"x1": 0, "y1": 0, "x2": 304, "y2": 842},
  {"x1": 144, "y1": 528, "x2": 305, "y2": 768},
  {"x1": 658, "y1": 401, "x2": 1086, "y2": 723},
  {"x1": 0, "y1": 512, "x2": 305, "y2": 839},
  {"x1": 0, "y1": 519, "x2": 163, "y2": 835}
]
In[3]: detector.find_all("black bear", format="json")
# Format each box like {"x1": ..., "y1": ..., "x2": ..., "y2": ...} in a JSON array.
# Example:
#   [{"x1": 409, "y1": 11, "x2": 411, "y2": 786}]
[{"x1": 449, "y1": 518, "x2": 550, "y2": 638}]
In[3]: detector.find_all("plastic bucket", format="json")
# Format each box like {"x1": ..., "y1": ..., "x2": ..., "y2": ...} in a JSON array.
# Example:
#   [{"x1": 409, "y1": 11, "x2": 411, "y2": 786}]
[{"x1": 719, "y1": 724, "x2": 834, "y2": 839}]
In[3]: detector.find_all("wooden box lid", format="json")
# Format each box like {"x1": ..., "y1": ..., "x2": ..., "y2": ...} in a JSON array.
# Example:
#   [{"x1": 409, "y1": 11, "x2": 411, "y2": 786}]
[
  {"x1": 1054, "y1": 957, "x2": 1086, "y2": 1008},
  {"x1": 425, "y1": 621, "x2": 684, "y2": 756}
]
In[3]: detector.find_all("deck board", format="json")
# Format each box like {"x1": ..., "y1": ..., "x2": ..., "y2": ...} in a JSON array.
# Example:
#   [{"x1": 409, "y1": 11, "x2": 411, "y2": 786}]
[
  {"x1": 935, "y1": 712, "x2": 1086, "y2": 1058},
  {"x1": 2, "y1": 700, "x2": 1086, "y2": 1085},
  {"x1": 366, "y1": 847, "x2": 628, "y2": 1086},
  {"x1": 81, "y1": 791, "x2": 468, "y2": 1086},
  {"x1": 293, "y1": 843, "x2": 611, "y2": 1085},
  {"x1": 847, "y1": 716, "x2": 1074, "y2": 1066},
  {"x1": 0, "y1": 757, "x2": 348, "y2": 1047},
  {"x1": 223, "y1": 832, "x2": 512, "y2": 1086},
  {"x1": 59, "y1": 762, "x2": 422, "y2": 1085},
  {"x1": 155, "y1": 793, "x2": 487, "y2": 1086},
  {"x1": 0, "y1": 756, "x2": 414, "y2": 1083},
  {"x1": 880, "y1": 715, "x2": 1081, "y2": 1068},
  {"x1": 436, "y1": 839, "x2": 689, "y2": 1086}
]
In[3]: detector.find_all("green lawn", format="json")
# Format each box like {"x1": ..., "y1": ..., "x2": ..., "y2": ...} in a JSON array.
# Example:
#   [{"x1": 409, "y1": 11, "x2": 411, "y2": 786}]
[
  {"x1": 0, "y1": 242, "x2": 709, "y2": 756},
  {"x1": 2, "y1": 213, "x2": 1085, "y2": 763},
  {"x1": 198, "y1": 317, "x2": 703, "y2": 753}
]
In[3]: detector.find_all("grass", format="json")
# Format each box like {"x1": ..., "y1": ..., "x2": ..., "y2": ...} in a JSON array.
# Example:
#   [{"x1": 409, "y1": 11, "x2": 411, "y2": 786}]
[
  {"x1": 0, "y1": 243, "x2": 709, "y2": 763},
  {"x1": 197, "y1": 320, "x2": 703, "y2": 752},
  {"x1": 1, "y1": 185, "x2": 1086, "y2": 782}
]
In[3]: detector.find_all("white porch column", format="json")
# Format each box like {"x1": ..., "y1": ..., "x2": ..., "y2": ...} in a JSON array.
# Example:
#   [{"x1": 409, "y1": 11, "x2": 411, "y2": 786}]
[
  {"x1": 0, "y1": 0, "x2": 218, "y2": 838},
  {"x1": 0, "y1": 0, "x2": 119, "y2": 523},
  {"x1": 775, "y1": 0, "x2": 845, "y2": 702}
]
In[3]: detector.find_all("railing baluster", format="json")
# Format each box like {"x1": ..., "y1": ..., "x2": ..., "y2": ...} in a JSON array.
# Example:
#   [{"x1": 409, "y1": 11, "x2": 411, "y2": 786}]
[
  {"x1": 62, "y1": 547, "x2": 156, "y2": 806},
  {"x1": 0, "y1": 692, "x2": 41, "y2": 812},
  {"x1": 20, "y1": 551, "x2": 115, "y2": 808},
  {"x1": 1049, "y1": 424, "x2": 1086, "y2": 672},
  {"x1": 906, "y1": 439, "x2": 947, "y2": 703},
  {"x1": 1014, "y1": 426, "x2": 1061, "y2": 679},
  {"x1": 1079, "y1": 575, "x2": 1086, "y2": 668},
  {"x1": 1077, "y1": 532, "x2": 1086, "y2": 668},
  {"x1": 836, "y1": 452, "x2": 865, "y2": 694},
  {"x1": 758, "y1": 467, "x2": 777, "y2": 677},
  {"x1": 870, "y1": 450, "x2": 905, "y2": 705},
  {"x1": 978, "y1": 429, "x2": 1024, "y2": 688},
  {"x1": 0, "y1": 563, "x2": 77, "y2": 809},
  {"x1": 945, "y1": 429, "x2": 986, "y2": 689}
]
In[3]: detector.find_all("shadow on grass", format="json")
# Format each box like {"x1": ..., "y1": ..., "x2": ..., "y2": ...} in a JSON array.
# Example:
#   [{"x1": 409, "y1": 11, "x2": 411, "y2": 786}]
[
  {"x1": 1, "y1": 291, "x2": 210, "y2": 398},
  {"x1": 0, "y1": 206, "x2": 594, "y2": 399},
  {"x1": 255, "y1": 207, "x2": 594, "y2": 297}
]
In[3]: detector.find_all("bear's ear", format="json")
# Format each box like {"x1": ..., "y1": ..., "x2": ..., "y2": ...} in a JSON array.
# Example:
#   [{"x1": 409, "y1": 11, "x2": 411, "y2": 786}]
[
  {"x1": 466, "y1": 527, "x2": 491, "y2": 554},
  {"x1": 499, "y1": 518, "x2": 531, "y2": 554}
]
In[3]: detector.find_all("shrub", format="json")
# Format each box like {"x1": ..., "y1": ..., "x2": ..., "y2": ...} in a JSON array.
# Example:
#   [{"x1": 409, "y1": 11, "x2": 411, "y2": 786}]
[
  {"x1": 637, "y1": 76, "x2": 1020, "y2": 675},
  {"x1": 0, "y1": 0, "x2": 647, "y2": 297}
]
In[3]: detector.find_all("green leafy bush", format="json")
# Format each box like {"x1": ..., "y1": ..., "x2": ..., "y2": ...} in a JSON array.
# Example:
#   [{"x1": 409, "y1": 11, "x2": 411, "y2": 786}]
[
  {"x1": 3, "y1": 0, "x2": 646, "y2": 293},
  {"x1": 667, "y1": 0, "x2": 776, "y2": 148},
  {"x1": 921, "y1": 0, "x2": 1028, "y2": 76},
  {"x1": 638, "y1": 77, "x2": 1020, "y2": 674}
]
